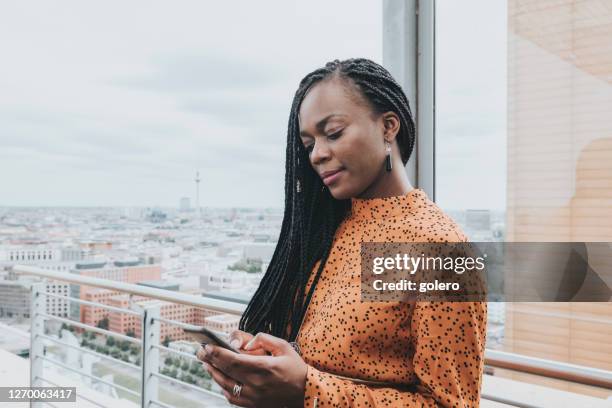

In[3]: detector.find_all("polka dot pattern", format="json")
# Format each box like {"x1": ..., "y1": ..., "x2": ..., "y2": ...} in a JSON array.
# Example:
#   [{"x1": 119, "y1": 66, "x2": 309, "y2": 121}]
[{"x1": 297, "y1": 188, "x2": 488, "y2": 407}]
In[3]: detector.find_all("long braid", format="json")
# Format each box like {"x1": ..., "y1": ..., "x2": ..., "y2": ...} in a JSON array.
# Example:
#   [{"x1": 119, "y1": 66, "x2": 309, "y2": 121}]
[{"x1": 239, "y1": 58, "x2": 415, "y2": 340}]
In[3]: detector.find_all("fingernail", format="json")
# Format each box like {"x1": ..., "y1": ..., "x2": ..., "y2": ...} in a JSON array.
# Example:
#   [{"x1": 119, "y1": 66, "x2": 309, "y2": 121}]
[
  {"x1": 204, "y1": 344, "x2": 211, "y2": 353},
  {"x1": 230, "y1": 339, "x2": 241, "y2": 349},
  {"x1": 202, "y1": 362, "x2": 209, "y2": 371},
  {"x1": 245, "y1": 339, "x2": 254, "y2": 350}
]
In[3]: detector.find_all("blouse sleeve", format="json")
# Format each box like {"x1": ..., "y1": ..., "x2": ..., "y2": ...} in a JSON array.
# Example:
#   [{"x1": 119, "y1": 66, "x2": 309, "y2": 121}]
[{"x1": 303, "y1": 301, "x2": 487, "y2": 407}]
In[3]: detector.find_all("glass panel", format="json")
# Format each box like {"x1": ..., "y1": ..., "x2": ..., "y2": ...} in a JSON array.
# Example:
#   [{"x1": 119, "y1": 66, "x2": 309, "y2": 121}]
[
  {"x1": 435, "y1": 0, "x2": 508, "y2": 348},
  {"x1": 436, "y1": 0, "x2": 612, "y2": 399}
]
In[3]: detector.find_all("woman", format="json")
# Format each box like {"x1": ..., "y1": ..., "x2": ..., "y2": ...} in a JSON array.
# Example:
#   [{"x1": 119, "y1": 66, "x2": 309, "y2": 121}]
[{"x1": 197, "y1": 58, "x2": 487, "y2": 407}]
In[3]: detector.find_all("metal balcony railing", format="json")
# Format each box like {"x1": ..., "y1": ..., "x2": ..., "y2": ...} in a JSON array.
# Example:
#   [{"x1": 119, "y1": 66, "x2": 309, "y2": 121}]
[
  {"x1": 13, "y1": 265, "x2": 612, "y2": 408},
  {"x1": 17, "y1": 265, "x2": 244, "y2": 408}
]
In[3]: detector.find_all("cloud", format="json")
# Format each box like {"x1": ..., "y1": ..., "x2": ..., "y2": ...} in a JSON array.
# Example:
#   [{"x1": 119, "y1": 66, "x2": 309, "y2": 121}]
[
  {"x1": 110, "y1": 52, "x2": 292, "y2": 93},
  {"x1": 0, "y1": 0, "x2": 383, "y2": 207}
]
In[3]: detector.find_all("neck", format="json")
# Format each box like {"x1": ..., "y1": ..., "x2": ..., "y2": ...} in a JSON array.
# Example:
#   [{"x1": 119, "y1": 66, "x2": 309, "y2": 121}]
[{"x1": 356, "y1": 163, "x2": 413, "y2": 199}]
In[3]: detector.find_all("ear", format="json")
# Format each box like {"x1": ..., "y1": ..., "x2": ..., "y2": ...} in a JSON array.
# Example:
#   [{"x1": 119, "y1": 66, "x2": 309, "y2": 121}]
[{"x1": 381, "y1": 111, "x2": 401, "y2": 143}]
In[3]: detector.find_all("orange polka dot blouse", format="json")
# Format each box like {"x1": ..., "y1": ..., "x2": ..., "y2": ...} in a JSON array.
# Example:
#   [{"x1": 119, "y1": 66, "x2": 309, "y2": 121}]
[{"x1": 296, "y1": 188, "x2": 487, "y2": 407}]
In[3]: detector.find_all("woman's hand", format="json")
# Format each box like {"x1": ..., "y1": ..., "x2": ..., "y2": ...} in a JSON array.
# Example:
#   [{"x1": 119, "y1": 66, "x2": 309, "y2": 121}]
[
  {"x1": 196, "y1": 333, "x2": 308, "y2": 408},
  {"x1": 227, "y1": 330, "x2": 267, "y2": 356}
]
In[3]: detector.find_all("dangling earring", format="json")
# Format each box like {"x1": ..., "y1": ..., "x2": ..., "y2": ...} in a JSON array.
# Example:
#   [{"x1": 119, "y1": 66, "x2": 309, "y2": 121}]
[{"x1": 385, "y1": 140, "x2": 392, "y2": 172}]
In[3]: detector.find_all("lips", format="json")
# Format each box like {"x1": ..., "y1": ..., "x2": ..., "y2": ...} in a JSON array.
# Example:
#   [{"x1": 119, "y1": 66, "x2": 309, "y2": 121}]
[{"x1": 320, "y1": 168, "x2": 344, "y2": 186}]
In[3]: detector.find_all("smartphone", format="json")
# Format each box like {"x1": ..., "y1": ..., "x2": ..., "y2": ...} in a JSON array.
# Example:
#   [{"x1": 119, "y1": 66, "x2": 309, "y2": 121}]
[{"x1": 183, "y1": 326, "x2": 239, "y2": 353}]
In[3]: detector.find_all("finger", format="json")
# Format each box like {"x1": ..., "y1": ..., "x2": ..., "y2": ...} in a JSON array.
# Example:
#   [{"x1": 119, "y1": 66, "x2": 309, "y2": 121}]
[
  {"x1": 240, "y1": 347, "x2": 268, "y2": 356},
  {"x1": 230, "y1": 331, "x2": 267, "y2": 355},
  {"x1": 228, "y1": 330, "x2": 267, "y2": 355},
  {"x1": 202, "y1": 344, "x2": 268, "y2": 380},
  {"x1": 221, "y1": 388, "x2": 256, "y2": 408},
  {"x1": 228, "y1": 329, "x2": 251, "y2": 350},
  {"x1": 197, "y1": 343, "x2": 263, "y2": 361},
  {"x1": 204, "y1": 362, "x2": 254, "y2": 407},
  {"x1": 244, "y1": 333, "x2": 292, "y2": 356},
  {"x1": 196, "y1": 345, "x2": 207, "y2": 362}
]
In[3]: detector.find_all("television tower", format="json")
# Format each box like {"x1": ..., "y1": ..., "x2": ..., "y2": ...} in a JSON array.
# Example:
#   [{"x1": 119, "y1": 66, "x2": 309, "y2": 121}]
[{"x1": 195, "y1": 170, "x2": 201, "y2": 216}]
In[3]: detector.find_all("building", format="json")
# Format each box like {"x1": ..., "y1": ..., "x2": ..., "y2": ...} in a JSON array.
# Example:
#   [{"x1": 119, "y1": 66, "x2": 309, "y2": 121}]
[
  {"x1": 76, "y1": 264, "x2": 241, "y2": 341},
  {"x1": 106, "y1": 295, "x2": 231, "y2": 341},
  {"x1": 242, "y1": 242, "x2": 275, "y2": 264},
  {"x1": 74, "y1": 261, "x2": 161, "y2": 285},
  {"x1": 73, "y1": 262, "x2": 162, "y2": 322},
  {"x1": 137, "y1": 280, "x2": 180, "y2": 291},
  {"x1": 2, "y1": 246, "x2": 60, "y2": 263},
  {"x1": 1, "y1": 245, "x2": 86, "y2": 318},
  {"x1": 203, "y1": 313, "x2": 240, "y2": 334},
  {"x1": 201, "y1": 291, "x2": 251, "y2": 305},
  {"x1": 81, "y1": 288, "x2": 124, "y2": 328},
  {"x1": 44, "y1": 280, "x2": 70, "y2": 318},
  {"x1": 199, "y1": 269, "x2": 260, "y2": 293},
  {"x1": 0, "y1": 280, "x2": 31, "y2": 319},
  {"x1": 78, "y1": 241, "x2": 112, "y2": 251}
]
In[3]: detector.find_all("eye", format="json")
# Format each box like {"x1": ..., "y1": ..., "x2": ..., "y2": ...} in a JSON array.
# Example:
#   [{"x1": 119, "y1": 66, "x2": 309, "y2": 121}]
[
  {"x1": 327, "y1": 129, "x2": 344, "y2": 140},
  {"x1": 304, "y1": 144, "x2": 314, "y2": 154}
]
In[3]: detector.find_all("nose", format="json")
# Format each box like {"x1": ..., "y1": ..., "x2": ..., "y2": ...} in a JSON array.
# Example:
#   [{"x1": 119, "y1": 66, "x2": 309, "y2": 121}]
[{"x1": 310, "y1": 139, "x2": 331, "y2": 166}]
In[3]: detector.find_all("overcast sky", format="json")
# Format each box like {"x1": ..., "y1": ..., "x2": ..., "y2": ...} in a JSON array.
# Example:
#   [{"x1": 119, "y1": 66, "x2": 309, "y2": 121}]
[{"x1": 0, "y1": 0, "x2": 506, "y2": 210}]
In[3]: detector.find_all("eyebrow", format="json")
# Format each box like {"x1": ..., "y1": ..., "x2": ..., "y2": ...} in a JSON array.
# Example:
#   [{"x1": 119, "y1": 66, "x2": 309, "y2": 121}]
[{"x1": 299, "y1": 114, "x2": 347, "y2": 138}]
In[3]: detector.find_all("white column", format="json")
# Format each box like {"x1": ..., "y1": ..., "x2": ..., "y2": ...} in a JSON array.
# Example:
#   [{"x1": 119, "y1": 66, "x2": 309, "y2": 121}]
[
  {"x1": 416, "y1": 0, "x2": 436, "y2": 200},
  {"x1": 141, "y1": 305, "x2": 160, "y2": 407},
  {"x1": 383, "y1": 0, "x2": 436, "y2": 200},
  {"x1": 30, "y1": 281, "x2": 46, "y2": 408}
]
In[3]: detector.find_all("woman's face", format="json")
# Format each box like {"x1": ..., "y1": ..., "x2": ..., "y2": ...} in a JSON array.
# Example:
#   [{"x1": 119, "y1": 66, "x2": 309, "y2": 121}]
[{"x1": 298, "y1": 78, "x2": 389, "y2": 200}]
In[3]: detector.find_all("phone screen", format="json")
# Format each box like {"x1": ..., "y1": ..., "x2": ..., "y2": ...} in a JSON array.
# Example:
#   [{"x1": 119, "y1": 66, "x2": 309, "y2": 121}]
[{"x1": 183, "y1": 327, "x2": 239, "y2": 353}]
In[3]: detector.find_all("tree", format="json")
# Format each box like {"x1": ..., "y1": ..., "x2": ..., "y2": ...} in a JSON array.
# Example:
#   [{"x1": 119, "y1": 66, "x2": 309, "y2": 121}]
[
  {"x1": 169, "y1": 368, "x2": 178, "y2": 378},
  {"x1": 125, "y1": 329, "x2": 135, "y2": 338},
  {"x1": 106, "y1": 336, "x2": 115, "y2": 347},
  {"x1": 96, "y1": 317, "x2": 109, "y2": 330},
  {"x1": 162, "y1": 335, "x2": 171, "y2": 347},
  {"x1": 246, "y1": 263, "x2": 262, "y2": 273},
  {"x1": 181, "y1": 361, "x2": 189, "y2": 371},
  {"x1": 164, "y1": 356, "x2": 174, "y2": 366},
  {"x1": 228, "y1": 258, "x2": 262, "y2": 273}
]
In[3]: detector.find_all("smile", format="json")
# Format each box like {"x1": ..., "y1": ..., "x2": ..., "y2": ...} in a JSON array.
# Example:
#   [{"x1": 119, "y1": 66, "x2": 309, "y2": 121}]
[{"x1": 321, "y1": 169, "x2": 344, "y2": 186}]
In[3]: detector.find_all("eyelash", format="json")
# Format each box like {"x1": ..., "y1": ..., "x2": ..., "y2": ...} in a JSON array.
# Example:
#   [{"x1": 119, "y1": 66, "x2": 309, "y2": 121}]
[{"x1": 305, "y1": 129, "x2": 344, "y2": 154}]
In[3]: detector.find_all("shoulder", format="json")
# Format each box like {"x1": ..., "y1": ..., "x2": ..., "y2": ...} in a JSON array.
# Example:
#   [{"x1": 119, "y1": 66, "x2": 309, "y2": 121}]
[{"x1": 396, "y1": 192, "x2": 469, "y2": 243}]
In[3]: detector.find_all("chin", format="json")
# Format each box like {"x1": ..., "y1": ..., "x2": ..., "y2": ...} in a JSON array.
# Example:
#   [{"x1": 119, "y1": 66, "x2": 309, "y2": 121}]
[{"x1": 327, "y1": 184, "x2": 356, "y2": 200}]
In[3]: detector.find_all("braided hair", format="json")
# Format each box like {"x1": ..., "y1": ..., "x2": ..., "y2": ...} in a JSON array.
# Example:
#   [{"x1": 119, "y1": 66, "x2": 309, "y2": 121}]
[{"x1": 239, "y1": 58, "x2": 416, "y2": 341}]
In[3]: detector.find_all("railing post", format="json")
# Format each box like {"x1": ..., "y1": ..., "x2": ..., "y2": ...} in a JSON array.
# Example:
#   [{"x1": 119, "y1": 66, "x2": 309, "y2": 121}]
[
  {"x1": 30, "y1": 281, "x2": 46, "y2": 408},
  {"x1": 141, "y1": 304, "x2": 160, "y2": 407}
]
